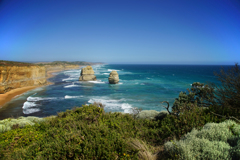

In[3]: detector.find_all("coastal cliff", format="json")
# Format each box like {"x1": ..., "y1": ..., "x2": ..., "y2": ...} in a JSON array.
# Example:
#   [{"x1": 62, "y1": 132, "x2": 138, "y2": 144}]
[
  {"x1": 0, "y1": 65, "x2": 47, "y2": 94},
  {"x1": 0, "y1": 60, "x2": 102, "y2": 104},
  {"x1": 0, "y1": 61, "x2": 81, "y2": 94}
]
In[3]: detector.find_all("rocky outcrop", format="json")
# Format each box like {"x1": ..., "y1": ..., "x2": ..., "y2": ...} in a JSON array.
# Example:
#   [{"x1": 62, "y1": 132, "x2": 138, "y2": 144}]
[
  {"x1": 0, "y1": 66, "x2": 47, "y2": 94},
  {"x1": 135, "y1": 110, "x2": 169, "y2": 120},
  {"x1": 79, "y1": 66, "x2": 96, "y2": 81},
  {"x1": 108, "y1": 71, "x2": 119, "y2": 84}
]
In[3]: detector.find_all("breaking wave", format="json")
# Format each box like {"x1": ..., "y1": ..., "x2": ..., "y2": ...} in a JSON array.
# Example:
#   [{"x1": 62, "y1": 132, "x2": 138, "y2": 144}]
[
  {"x1": 65, "y1": 95, "x2": 84, "y2": 99},
  {"x1": 88, "y1": 97, "x2": 132, "y2": 113}
]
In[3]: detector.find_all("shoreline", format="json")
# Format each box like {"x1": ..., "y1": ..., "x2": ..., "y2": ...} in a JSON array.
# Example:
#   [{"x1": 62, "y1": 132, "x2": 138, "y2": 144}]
[{"x1": 0, "y1": 69, "x2": 77, "y2": 109}]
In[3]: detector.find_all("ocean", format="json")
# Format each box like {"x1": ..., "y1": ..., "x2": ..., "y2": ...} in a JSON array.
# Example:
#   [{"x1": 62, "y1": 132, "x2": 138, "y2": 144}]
[{"x1": 0, "y1": 64, "x2": 233, "y2": 120}]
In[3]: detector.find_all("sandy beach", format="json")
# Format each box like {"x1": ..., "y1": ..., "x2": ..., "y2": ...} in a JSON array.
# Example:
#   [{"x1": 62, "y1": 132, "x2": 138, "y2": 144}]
[
  {"x1": 0, "y1": 86, "x2": 40, "y2": 108},
  {"x1": 0, "y1": 70, "x2": 60, "y2": 108}
]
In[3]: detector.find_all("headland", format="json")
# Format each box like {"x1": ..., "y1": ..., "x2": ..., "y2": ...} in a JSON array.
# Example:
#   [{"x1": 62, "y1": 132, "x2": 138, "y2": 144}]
[{"x1": 0, "y1": 60, "x2": 102, "y2": 108}]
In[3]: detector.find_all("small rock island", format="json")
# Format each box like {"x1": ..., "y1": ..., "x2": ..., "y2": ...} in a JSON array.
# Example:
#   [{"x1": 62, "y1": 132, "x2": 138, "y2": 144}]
[
  {"x1": 79, "y1": 66, "x2": 97, "y2": 81},
  {"x1": 108, "y1": 70, "x2": 119, "y2": 84}
]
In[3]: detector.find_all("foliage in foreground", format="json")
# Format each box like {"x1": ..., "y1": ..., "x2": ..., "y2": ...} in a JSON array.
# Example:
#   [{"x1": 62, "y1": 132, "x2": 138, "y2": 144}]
[
  {"x1": 164, "y1": 120, "x2": 240, "y2": 160},
  {"x1": 0, "y1": 104, "x2": 154, "y2": 159},
  {"x1": 172, "y1": 63, "x2": 240, "y2": 120},
  {"x1": 0, "y1": 116, "x2": 47, "y2": 133},
  {"x1": 0, "y1": 101, "x2": 226, "y2": 159}
]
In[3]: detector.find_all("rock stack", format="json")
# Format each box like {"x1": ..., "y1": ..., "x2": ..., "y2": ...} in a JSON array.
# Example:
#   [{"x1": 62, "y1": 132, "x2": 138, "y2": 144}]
[
  {"x1": 108, "y1": 71, "x2": 119, "y2": 84},
  {"x1": 79, "y1": 66, "x2": 96, "y2": 81}
]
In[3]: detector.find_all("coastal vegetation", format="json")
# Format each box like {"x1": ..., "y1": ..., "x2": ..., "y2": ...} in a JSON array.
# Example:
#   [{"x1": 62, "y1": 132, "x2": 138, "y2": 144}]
[
  {"x1": 0, "y1": 64, "x2": 239, "y2": 159},
  {"x1": 0, "y1": 60, "x2": 35, "y2": 66},
  {"x1": 0, "y1": 60, "x2": 102, "y2": 67},
  {"x1": 36, "y1": 61, "x2": 102, "y2": 66}
]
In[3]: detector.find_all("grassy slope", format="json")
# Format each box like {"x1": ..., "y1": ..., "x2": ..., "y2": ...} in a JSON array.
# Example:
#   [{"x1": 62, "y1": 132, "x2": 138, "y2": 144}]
[
  {"x1": 36, "y1": 61, "x2": 102, "y2": 66},
  {"x1": 0, "y1": 60, "x2": 36, "y2": 66},
  {"x1": 0, "y1": 60, "x2": 103, "y2": 67}
]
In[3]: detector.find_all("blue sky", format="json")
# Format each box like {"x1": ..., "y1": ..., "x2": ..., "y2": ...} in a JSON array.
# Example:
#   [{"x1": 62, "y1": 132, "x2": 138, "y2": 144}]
[{"x1": 0, "y1": 0, "x2": 240, "y2": 64}]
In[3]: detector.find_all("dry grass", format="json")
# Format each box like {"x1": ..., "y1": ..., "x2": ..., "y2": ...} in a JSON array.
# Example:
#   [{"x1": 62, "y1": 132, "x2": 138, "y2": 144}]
[{"x1": 127, "y1": 138, "x2": 159, "y2": 160}]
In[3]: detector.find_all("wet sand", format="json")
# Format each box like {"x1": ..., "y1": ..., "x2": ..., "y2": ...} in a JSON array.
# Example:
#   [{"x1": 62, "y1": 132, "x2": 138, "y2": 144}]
[{"x1": 0, "y1": 86, "x2": 39, "y2": 108}]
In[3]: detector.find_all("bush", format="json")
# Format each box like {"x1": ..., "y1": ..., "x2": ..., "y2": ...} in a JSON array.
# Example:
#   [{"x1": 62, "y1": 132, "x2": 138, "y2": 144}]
[
  {"x1": 0, "y1": 116, "x2": 46, "y2": 133},
  {"x1": 164, "y1": 120, "x2": 240, "y2": 160},
  {"x1": 171, "y1": 63, "x2": 240, "y2": 122},
  {"x1": 212, "y1": 63, "x2": 240, "y2": 118},
  {"x1": 0, "y1": 104, "x2": 164, "y2": 159},
  {"x1": 172, "y1": 82, "x2": 216, "y2": 114},
  {"x1": 160, "y1": 101, "x2": 224, "y2": 143}
]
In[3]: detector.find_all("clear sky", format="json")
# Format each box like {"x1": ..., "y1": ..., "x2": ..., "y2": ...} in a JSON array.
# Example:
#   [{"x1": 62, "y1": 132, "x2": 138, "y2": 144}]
[{"x1": 0, "y1": 0, "x2": 240, "y2": 64}]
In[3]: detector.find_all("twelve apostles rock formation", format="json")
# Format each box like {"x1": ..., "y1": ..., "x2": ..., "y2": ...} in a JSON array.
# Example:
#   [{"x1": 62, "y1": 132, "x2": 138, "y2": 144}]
[
  {"x1": 79, "y1": 66, "x2": 97, "y2": 81},
  {"x1": 108, "y1": 70, "x2": 119, "y2": 84}
]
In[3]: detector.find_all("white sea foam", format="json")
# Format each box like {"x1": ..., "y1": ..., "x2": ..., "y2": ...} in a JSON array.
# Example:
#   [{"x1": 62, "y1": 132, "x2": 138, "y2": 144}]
[
  {"x1": 88, "y1": 98, "x2": 122, "y2": 104},
  {"x1": 62, "y1": 70, "x2": 81, "y2": 81},
  {"x1": 62, "y1": 78, "x2": 78, "y2": 81},
  {"x1": 108, "y1": 69, "x2": 120, "y2": 72},
  {"x1": 64, "y1": 70, "x2": 80, "y2": 73},
  {"x1": 64, "y1": 84, "x2": 81, "y2": 88},
  {"x1": 88, "y1": 81, "x2": 105, "y2": 84},
  {"x1": 27, "y1": 97, "x2": 57, "y2": 102},
  {"x1": 140, "y1": 83, "x2": 145, "y2": 85},
  {"x1": 103, "y1": 73, "x2": 109, "y2": 75},
  {"x1": 121, "y1": 103, "x2": 132, "y2": 113},
  {"x1": 23, "y1": 108, "x2": 41, "y2": 114},
  {"x1": 22, "y1": 101, "x2": 38, "y2": 109},
  {"x1": 65, "y1": 95, "x2": 83, "y2": 99},
  {"x1": 88, "y1": 98, "x2": 132, "y2": 113}
]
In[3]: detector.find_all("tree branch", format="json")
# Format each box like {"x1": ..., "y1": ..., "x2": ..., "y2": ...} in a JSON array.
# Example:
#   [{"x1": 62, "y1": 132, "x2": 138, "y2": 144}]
[
  {"x1": 210, "y1": 111, "x2": 240, "y2": 123},
  {"x1": 161, "y1": 101, "x2": 171, "y2": 115}
]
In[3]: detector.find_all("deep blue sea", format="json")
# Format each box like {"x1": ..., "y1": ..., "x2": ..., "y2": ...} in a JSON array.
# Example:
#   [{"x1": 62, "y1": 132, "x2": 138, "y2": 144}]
[{"x1": 0, "y1": 64, "x2": 233, "y2": 120}]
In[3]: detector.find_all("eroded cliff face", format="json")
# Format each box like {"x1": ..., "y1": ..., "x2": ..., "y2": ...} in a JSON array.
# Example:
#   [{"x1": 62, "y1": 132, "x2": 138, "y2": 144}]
[
  {"x1": 0, "y1": 63, "x2": 80, "y2": 94},
  {"x1": 0, "y1": 66, "x2": 47, "y2": 93}
]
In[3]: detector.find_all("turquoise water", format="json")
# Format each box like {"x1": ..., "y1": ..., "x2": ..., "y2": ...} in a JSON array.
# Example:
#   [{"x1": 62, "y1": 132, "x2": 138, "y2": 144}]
[{"x1": 0, "y1": 64, "x2": 232, "y2": 120}]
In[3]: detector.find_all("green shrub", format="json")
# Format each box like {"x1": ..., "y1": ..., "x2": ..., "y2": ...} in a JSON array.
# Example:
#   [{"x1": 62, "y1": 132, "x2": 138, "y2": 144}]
[
  {"x1": 0, "y1": 116, "x2": 46, "y2": 133},
  {"x1": 0, "y1": 104, "x2": 162, "y2": 159},
  {"x1": 0, "y1": 102, "x2": 229, "y2": 159},
  {"x1": 213, "y1": 63, "x2": 240, "y2": 115},
  {"x1": 164, "y1": 120, "x2": 240, "y2": 160},
  {"x1": 159, "y1": 101, "x2": 224, "y2": 143},
  {"x1": 172, "y1": 64, "x2": 240, "y2": 120}
]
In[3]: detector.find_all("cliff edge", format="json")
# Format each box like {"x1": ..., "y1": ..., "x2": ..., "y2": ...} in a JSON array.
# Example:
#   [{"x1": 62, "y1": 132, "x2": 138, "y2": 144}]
[
  {"x1": 0, "y1": 60, "x2": 81, "y2": 94},
  {"x1": 0, "y1": 65, "x2": 47, "y2": 94},
  {"x1": 0, "y1": 60, "x2": 103, "y2": 95}
]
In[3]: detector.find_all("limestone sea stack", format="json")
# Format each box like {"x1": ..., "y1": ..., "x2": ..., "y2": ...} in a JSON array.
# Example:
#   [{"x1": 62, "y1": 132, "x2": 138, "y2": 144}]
[
  {"x1": 79, "y1": 66, "x2": 97, "y2": 81},
  {"x1": 108, "y1": 71, "x2": 119, "y2": 84}
]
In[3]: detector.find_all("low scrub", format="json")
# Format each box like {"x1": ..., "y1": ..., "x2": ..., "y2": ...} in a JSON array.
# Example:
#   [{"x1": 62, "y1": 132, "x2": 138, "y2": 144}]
[
  {"x1": 164, "y1": 120, "x2": 240, "y2": 160},
  {"x1": 0, "y1": 104, "x2": 161, "y2": 159},
  {"x1": 0, "y1": 116, "x2": 47, "y2": 133},
  {"x1": 0, "y1": 102, "x2": 227, "y2": 159}
]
